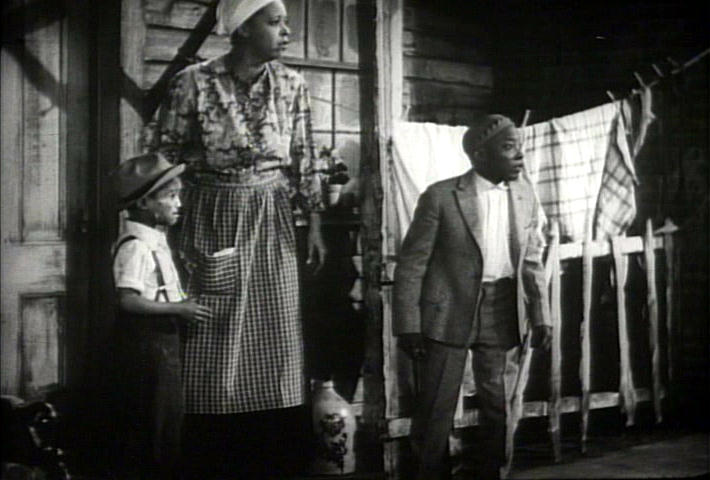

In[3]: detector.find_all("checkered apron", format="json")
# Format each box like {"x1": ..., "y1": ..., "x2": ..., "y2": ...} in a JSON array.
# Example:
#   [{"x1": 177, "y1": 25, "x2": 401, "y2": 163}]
[{"x1": 178, "y1": 169, "x2": 305, "y2": 414}]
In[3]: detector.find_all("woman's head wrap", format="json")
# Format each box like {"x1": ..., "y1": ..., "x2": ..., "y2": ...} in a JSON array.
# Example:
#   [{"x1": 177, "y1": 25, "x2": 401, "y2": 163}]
[
  {"x1": 462, "y1": 114, "x2": 516, "y2": 155},
  {"x1": 216, "y1": 0, "x2": 280, "y2": 35}
]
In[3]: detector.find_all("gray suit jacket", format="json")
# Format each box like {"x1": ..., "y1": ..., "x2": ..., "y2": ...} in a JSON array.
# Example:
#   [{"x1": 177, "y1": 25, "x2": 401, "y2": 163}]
[{"x1": 392, "y1": 169, "x2": 551, "y2": 347}]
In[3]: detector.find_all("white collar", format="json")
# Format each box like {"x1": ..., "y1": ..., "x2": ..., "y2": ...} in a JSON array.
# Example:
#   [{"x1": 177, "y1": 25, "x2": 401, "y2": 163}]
[
  {"x1": 122, "y1": 220, "x2": 169, "y2": 251},
  {"x1": 473, "y1": 171, "x2": 509, "y2": 193}
]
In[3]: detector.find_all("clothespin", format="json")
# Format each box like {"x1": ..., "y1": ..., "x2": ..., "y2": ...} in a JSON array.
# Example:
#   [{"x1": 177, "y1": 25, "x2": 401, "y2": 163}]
[
  {"x1": 633, "y1": 71, "x2": 647, "y2": 89},
  {"x1": 521, "y1": 109, "x2": 531, "y2": 128},
  {"x1": 652, "y1": 63, "x2": 664, "y2": 78}
]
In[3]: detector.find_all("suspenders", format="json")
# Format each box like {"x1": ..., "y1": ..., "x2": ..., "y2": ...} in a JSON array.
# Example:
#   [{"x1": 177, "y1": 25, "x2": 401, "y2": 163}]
[{"x1": 114, "y1": 235, "x2": 170, "y2": 302}]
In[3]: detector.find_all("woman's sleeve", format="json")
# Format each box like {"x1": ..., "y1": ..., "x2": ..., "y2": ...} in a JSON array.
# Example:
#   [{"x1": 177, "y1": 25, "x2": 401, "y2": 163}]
[
  {"x1": 143, "y1": 69, "x2": 199, "y2": 166},
  {"x1": 290, "y1": 79, "x2": 325, "y2": 213}
]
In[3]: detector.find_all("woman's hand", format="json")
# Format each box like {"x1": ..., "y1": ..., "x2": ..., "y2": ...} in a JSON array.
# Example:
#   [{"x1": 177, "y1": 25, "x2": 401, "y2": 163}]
[{"x1": 307, "y1": 212, "x2": 328, "y2": 274}]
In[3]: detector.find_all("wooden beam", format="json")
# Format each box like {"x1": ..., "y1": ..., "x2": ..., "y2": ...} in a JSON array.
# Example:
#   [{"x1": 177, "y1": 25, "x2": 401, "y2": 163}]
[
  {"x1": 376, "y1": 5, "x2": 403, "y2": 477},
  {"x1": 662, "y1": 219, "x2": 677, "y2": 394},
  {"x1": 384, "y1": 389, "x2": 660, "y2": 439},
  {"x1": 143, "y1": 0, "x2": 218, "y2": 120},
  {"x1": 548, "y1": 222, "x2": 562, "y2": 462},
  {"x1": 404, "y1": 57, "x2": 492, "y2": 88},
  {"x1": 644, "y1": 219, "x2": 663, "y2": 423},
  {"x1": 580, "y1": 225, "x2": 593, "y2": 453},
  {"x1": 121, "y1": 0, "x2": 147, "y2": 159},
  {"x1": 612, "y1": 235, "x2": 638, "y2": 426}
]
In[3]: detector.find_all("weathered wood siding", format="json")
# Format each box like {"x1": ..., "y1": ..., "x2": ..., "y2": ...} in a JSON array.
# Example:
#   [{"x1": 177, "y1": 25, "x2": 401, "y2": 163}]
[{"x1": 401, "y1": 0, "x2": 492, "y2": 124}]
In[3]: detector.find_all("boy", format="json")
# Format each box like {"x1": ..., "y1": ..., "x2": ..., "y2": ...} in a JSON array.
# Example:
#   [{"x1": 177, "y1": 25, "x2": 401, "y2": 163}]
[{"x1": 112, "y1": 152, "x2": 211, "y2": 479}]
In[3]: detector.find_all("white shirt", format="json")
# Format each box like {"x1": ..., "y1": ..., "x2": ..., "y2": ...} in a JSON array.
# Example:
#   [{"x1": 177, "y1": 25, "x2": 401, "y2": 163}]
[
  {"x1": 112, "y1": 220, "x2": 186, "y2": 302},
  {"x1": 474, "y1": 172, "x2": 516, "y2": 282}
]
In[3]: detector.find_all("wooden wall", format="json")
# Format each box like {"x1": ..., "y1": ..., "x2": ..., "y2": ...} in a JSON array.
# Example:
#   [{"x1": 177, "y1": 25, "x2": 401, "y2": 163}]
[{"x1": 401, "y1": 0, "x2": 492, "y2": 124}]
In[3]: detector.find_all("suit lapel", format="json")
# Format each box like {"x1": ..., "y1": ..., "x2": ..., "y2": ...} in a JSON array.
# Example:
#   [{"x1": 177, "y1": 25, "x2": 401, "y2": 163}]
[{"x1": 454, "y1": 170, "x2": 484, "y2": 251}]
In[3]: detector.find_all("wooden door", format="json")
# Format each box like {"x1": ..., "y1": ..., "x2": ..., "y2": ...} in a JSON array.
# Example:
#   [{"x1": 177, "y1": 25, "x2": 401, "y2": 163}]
[{"x1": 1, "y1": 0, "x2": 91, "y2": 398}]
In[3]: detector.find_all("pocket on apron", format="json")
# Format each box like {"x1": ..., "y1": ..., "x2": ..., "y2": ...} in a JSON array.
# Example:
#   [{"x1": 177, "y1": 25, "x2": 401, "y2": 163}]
[{"x1": 194, "y1": 248, "x2": 239, "y2": 294}]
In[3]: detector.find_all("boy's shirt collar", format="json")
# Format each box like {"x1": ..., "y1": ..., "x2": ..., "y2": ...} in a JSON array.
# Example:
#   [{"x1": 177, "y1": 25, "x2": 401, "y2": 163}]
[
  {"x1": 473, "y1": 170, "x2": 509, "y2": 193},
  {"x1": 122, "y1": 220, "x2": 169, "y2": 251}
]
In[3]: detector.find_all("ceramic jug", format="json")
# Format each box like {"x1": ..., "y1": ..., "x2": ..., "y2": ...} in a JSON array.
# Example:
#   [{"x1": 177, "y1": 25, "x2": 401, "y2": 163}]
[{"x1": 311, "y1": 380, "x2": 356, "y2": 475}]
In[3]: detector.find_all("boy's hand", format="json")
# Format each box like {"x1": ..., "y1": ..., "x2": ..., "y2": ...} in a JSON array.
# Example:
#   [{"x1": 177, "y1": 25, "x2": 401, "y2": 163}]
[{"x1": 175, "y1": 299, "x2": 212, "y2": 327}]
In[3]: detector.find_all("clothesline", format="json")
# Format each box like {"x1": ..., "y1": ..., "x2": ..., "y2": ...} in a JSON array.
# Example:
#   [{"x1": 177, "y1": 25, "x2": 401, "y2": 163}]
[{"x1": 521, "y1": 47, "x2": 710, "y2": 124}]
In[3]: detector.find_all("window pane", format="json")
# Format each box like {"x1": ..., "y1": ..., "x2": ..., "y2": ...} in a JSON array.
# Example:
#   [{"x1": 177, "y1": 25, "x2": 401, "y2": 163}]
[
  {"x1": 308, "y1": 0, "x2": 341, "y2": 61},
  {"x1": 335, "y1": 72, "x2": 360, "y2": 132}
]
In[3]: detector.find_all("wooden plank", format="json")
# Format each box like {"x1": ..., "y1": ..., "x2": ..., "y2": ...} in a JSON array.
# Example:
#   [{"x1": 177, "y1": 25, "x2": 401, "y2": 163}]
[
  {"x1": 580, "y1": 226, "x2": 593, "y2": 453},
  {"x1": 612, "y1": 235, "x2": 638, "y2": 426},
  {"x1": 145, "y1": 1, "x2": 210, "y2": 30},
  {"x1": 503, "y1": 335, "x2": 532, "y2": 478},
  {"x1": 21, "y1": 296, "x2": 64, "y2": 399},
  {"x1": 121, "y1": 0, "x2": 148, "y2": 159},
  {"x1": 404, "y1": 57, "x2": 492, "y2": 87},
  {"x1": 405, "y1": 105, "x2": 485, "y2": 126},
  {"x1": 644, "y1": 219, "x2": 663, "y2": 423},
  {"x1": 22, "y1": 14, "x2": 63, "y2": 241},
  {"x1": 308, "y1": 0, "x2": 341, "y2": 61},
  {"x1": 403, "y1": 4, "x2": 484, "y2": 39},
  {"x1": 558, "y1": 235, "x2": 663, "y2": 260},
  {"x1": 64, "y1": 0, "x2": 93, "y2": 390},
  {"x1": 548, "y1": 222, "x2": 562, "y2": 462},
  {"x1": 369, "y1": 0, "x2": 400, "y2": 438},
  {"x1": 283, "y1": 0, "x2": 306, "y2": 58},
  {"x1": 1, "y1": 44, "x2": 23, "y2": 245},
  {"x1": 335, "y1": 71, "x2": 361, "y2": 132},
  {"x1": 382, "y1": 285, "x2": 401, "y2": 419},
  {"x1": 403, "y1": 29, "x2": 487, "y2": 64},
  {"x1": 403, "y1": 78, "x2": 491, "y2": 109},
  {"x1": 662, "y1": 219, "x2": 677, "y2": 390},
  {"x1": 143, "y1": 26, "x2": 229, "y2": 62},
  {"x1": 385, "y1": 390, "x2": 659, "y2": 439},
  {"x1": 342, "y1": 0, "x2": 360, "y2": 64},
  {"x1": 376, "y1": 0, "x2": 403, "y2": 255},
  {"x1": 382, "y1": 235, "x2": 667, "y2": 283}
]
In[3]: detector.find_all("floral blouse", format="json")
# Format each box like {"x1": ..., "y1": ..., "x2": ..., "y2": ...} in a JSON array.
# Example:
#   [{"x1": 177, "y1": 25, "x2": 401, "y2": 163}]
[{"x1": 145, "y1": 55, "x2": 324, "y2": 212}]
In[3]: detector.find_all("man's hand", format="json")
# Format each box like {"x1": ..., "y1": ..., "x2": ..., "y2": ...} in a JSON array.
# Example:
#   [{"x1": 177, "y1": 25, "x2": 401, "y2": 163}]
[
  {"x1": 531, "y1": 325, "x2": 552, "y2": 350},
  {"x1": 397, "y1": 333, "x2": 427, "y2": 360}
]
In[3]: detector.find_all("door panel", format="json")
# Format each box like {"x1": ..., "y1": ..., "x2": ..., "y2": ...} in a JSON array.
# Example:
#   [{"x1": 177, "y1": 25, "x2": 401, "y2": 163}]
[{"x1": 1, "y1": 0, "x2": 88, "y2": 398}]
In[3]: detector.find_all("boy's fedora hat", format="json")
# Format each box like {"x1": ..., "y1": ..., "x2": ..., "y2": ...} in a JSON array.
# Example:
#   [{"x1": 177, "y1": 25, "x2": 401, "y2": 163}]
[{"x1": 113, "y1": 152, "x2": 185, "y2": 209}]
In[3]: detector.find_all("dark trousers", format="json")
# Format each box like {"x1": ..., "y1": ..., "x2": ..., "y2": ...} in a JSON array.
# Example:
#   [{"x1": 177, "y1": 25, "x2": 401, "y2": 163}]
[
  {"x1": 181, "y1": 406, "x2": 312, "y2": 479},
  {"x1": 116, "y1": 323, "x2": 183, "y2": 480},
  {"x1": 411, "y1": 278, "x2": 519, "y2": 480}
]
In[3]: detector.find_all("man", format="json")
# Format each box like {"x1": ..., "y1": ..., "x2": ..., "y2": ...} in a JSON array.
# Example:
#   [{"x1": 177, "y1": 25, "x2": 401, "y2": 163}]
[{"x1": 393, "y1": 114, "x2": 552, "y2": 479}]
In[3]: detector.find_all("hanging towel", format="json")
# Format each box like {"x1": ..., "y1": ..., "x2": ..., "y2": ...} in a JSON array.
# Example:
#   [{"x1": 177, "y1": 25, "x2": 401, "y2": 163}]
[
  {"x1": 521, "y1": 102, "x2": 623, "y2": 241},
  {"x1": 386, "y1": 121, "x2": 471, "y2": 256},
  {"x1": 594, "y1": 106, "x2": 640, "y2": 239}
]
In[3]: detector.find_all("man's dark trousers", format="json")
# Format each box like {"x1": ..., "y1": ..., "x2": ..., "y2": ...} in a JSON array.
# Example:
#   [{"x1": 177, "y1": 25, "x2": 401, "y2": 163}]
[{"x1": 410, "y1": 278, "x2": 519, "y2": 479}]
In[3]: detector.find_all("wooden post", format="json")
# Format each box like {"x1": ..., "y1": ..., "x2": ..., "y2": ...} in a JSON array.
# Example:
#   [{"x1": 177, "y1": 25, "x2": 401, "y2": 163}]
[
  {"x1": 580, "y1": 225, "x2": 593, "y2": 453},
  {"x1": 548, "y1": 221, "x2": 562, "y2": 462},
  {"x1": 502, "y1": 333, "x2": 533, "y2": 478},
  {"x1": 375, "y1": 3, "x2": 403, "y2": 477},
  {"x1": 611, "y1": 235, "x2": 637, "y2": 426},
  {"x1": 661, "y1": 218, "x2": 678, "y2": 396},
  {"x1": 644, "y1": 219, "x2": 663, "y2": 423}
]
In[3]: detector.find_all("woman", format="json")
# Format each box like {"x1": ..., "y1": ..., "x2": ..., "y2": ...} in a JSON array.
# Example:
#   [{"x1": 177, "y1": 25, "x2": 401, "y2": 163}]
[{"x1": 145, "y1": 0, "x2": 327, "y2": 476}]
